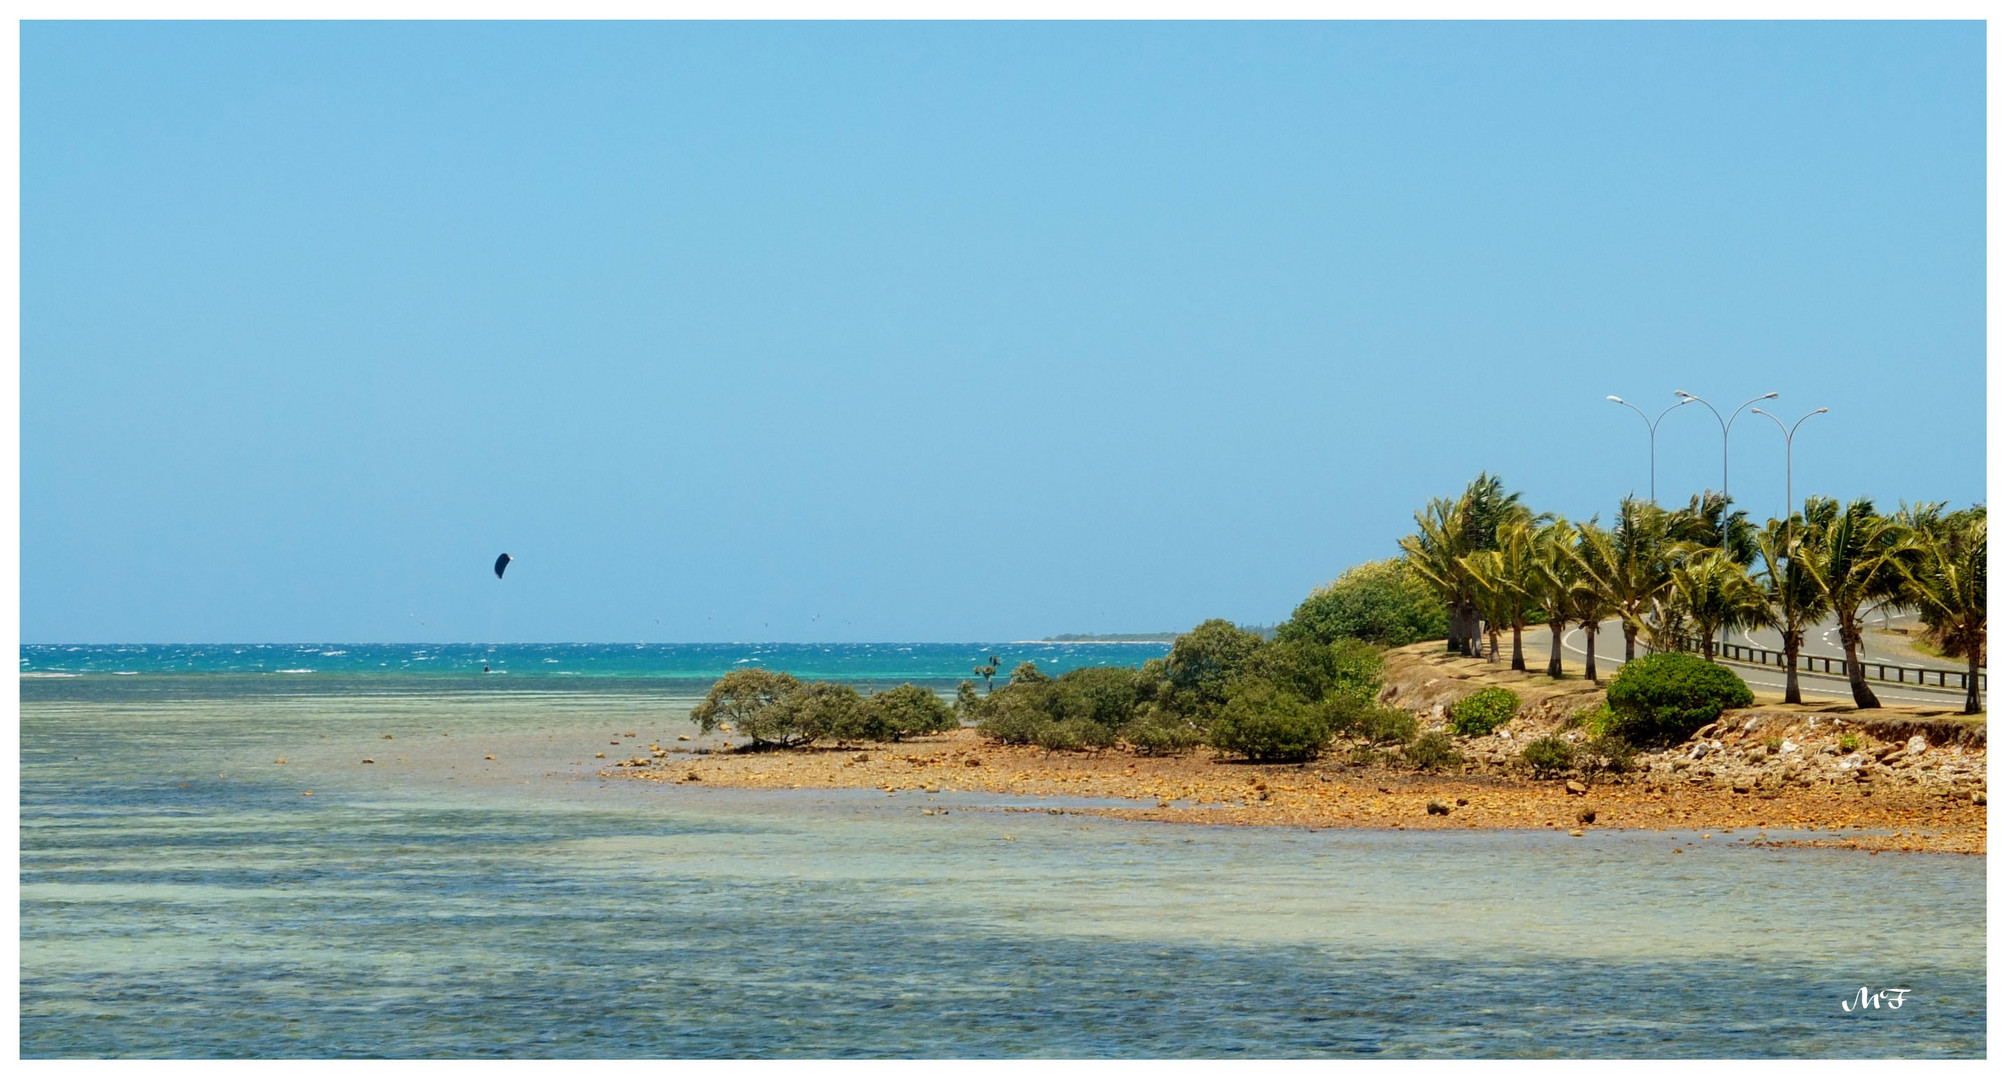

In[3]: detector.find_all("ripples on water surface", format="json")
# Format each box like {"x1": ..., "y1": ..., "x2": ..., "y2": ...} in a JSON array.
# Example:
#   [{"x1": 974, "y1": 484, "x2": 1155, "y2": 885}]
[{"x1": 19, "y1": 672, "x2": 1986, "y2": 1058}]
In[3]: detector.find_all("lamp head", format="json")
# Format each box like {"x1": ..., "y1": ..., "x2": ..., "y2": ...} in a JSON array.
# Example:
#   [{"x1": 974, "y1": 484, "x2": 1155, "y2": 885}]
[
  {"x1": 1751, "y1": 408, "x2": 1770, "y2": 417},
  {"x1": 1606, "y1": 395, "x2": 1624, "y2": 403},
  {"x1": 1761, "y1": 391, "x2": 1779, "y2": 400},
  {"x1": 1675, "y1": 389, "x2": 1692, "y2": 398},
  {"x1": 1814, "y1": 407, "x2": 1829, "y2": 415}
]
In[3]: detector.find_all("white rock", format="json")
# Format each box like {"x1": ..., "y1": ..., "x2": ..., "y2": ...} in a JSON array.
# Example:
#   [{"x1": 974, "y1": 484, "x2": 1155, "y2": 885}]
[
  {"x1": 1907, "y1": 735, "x2": 1928, "y2": 754},
  {"x1": 1780, "y1": 738, "x2": 1799, "y2": 754}
]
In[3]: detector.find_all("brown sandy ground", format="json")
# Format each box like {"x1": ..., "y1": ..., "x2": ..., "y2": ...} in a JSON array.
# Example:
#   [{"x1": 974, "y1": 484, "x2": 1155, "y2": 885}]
[{"x1": 609, "y1": 643, "x2": 1986, "y2": 855}]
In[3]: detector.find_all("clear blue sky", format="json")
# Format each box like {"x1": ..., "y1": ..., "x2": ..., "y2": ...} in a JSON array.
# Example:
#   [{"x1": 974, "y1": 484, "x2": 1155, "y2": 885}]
[{"x1": 22, "y1": 21, "x2": 1984, "y2": 644}]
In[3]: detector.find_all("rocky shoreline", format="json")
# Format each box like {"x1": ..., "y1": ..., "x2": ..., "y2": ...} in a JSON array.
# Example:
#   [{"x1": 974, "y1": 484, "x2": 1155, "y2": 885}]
[{"x1": 606, "y1": 645, "x2": 1987, "y2": 855}]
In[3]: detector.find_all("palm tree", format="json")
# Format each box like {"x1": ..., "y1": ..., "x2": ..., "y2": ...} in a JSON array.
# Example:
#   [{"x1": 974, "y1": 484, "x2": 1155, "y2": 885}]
[
  {"x1": 1900, "y1": 503, "x2": 1986, "y2": 715},
  {"x1": 1527, "y1": 519, "x2": 1582, "y2": 678},
  {"x1": 1583, "y1": 498, "x2": 1681, "y2": 662},
  {"x1": 1399, "y1": 473, "x2": 1529, "y2": 656},
  {"x1": 1461, "y1": 519, "x2": 1540, "y2": 670},
  {"x1": 1673, "y1": 490, "x2": 1759, "y2": 566},
  {"x1": 1667, "y1": 550, "x2": 1768, "y2": 662},
  {"x1": 1799, "y1": 498, "x2": 1920, "y2": 709},
  {"x1": 1570, "y1": 520, "x2": 1622, "y2": 682},
  {"x1": 1754, "y1": 512, "x2": 1833, "y2": 705},
  {"x1": 1401, "y1": 496, "x2": 1480, "y2": 656},
  {"x1": 1461, "y1": 550, "x2": 1509, "y2": 663}
]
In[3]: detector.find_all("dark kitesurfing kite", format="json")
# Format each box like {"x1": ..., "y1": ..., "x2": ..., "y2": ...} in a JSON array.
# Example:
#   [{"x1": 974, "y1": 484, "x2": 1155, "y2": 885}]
[{"x1": 494, "y1": 553, "x2": 513, "y2": 579}]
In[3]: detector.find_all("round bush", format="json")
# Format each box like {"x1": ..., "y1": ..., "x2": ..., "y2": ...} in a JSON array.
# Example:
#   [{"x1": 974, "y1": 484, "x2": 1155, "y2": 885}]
[
  {"x1": 1447, "y1": 687, "x2": 1520, "y2": 736},
  {"x1": 862, "y1": 683, "x2": 957, "y2": 741},
  {"x1": 1053, "y1": 666, "x2": 1142, "y2": 729},
  {"x1": 974, "y1": 696, "x2": 1049, "y2": 745},
  {"x1": 1521, "y1": 734, "x2": 1574, "y2": 778},
  {"x1": 1206, "y1": 684, "x2": 1332, "y2": 763},
  {"x1": 1328, "y1": 699, "x2": 1417, "y2": 746},
  {"x1": 1605, "y1": 653, "x2": 1754, "y2": 748},
  {"x1": 1403, "y1": 731, "x2": 1461, "y2": 772},
  {"x1": 1279, "y1": 558, "x2": 1447, "y2": 647},
  {"x1": 690, "y1": 668, "x2": 812, "y2": 748}
]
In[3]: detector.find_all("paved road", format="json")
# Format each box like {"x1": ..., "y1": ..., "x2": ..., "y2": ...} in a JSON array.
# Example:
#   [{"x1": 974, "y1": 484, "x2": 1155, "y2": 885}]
[{"x1": 1513, "y1": 614, "x2": 1984, "y2": 710}]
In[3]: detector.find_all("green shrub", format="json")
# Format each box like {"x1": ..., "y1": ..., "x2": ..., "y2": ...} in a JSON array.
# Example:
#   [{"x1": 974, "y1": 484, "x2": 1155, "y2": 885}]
[
  {"x1": 860, "y1": 683, "x2": 957, "y2": 741},
  {"x1": 1277, "y1": 558, "x2": 1448, "y2": 647},
  {"x1": 1052, "y1": 666, "x2": 1141, "y2": 729},
  {"x1": 1839, "y1": 732, "x2": 1861, "y2": 753},
  {"x1": 1206, "y1": 683, "x2": 1332, "y2": 763},
  {"x1": 975, "y1": 696, "x2": 1050, "y2": 746},
  {"x1": 691, "y1": 668, "x2": 813, "y2": 748},
  {"x1": 1522, "y1": 735, "x2": 1575, "y2": 777},
  {"x1": 793, "y1": 681, "x2": 870, "y2": 743},
  {"x1": 1166, "y1": 619, "x2": 1266, "y2": 712},
  {"x1": 1578, "y1": 735, "x2": 1634, "y2": 779},
  {"x1": 1575, "y1": 703, "x2": 1618, "y2": 739},
  {"x1": 1447, "y1": 687, "x2": 1520, "y2": 736},
  {"x1": 1125, "y1": 722, "x2": 1202, "y2": 755},
  {"x1": 1032, "y1": 720, "x2": 1087, "y2": 752},
  {"x1": 1008, "y1": 660, "x2": 1051, "y2": 686},
  {"x1": 1242, "y1": 637, "x2": 1384, "y2": 708},
  {"x1": 1403, "y1": 732, "x2": 1462, "y2": 772},
  {"x1": 1563, "y1": 703, "x2": 1616, "y2": 734},
  {"x1": 1763, "y1": 735, "x2": 1783, "y2": 753},
  {"x1": 955, "y1": 680, "x2": 985, "y2": 720},
  {"x1": 1122, "y1": 707, "x2": 1203, "y2": 756},
  {"x1": 1604, "y1": 653, "x2": 1754, "y2": 748},
  {"x1": 1338, "y1": 703, "x2": 1418, "y2": 746},
  {"x1": 1133, "y1": 657, "x2": 1170, "y2": 704}
]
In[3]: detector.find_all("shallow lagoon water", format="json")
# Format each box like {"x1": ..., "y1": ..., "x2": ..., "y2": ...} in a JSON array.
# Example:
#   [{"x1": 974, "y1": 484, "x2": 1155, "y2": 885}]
[{"x1": 20, "y1": 675, "x2": 1986, "y2": 1058}]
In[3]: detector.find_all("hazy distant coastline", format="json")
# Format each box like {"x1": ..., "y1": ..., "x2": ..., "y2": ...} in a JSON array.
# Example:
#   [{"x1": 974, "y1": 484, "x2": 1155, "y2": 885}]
[{"x1": 1037, "y1": 633, "x2": 1179, "y2": 643}]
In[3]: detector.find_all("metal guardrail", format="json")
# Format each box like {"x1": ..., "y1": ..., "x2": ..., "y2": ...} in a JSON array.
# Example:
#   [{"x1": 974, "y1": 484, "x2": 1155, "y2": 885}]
[{"x1": 1657, "y1": 635, "x2": 1985, "y2": 692}]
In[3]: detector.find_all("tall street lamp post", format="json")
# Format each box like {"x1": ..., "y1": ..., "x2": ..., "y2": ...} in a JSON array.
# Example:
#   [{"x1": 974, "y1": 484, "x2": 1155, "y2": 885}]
[
  {"x1": 1750, "y1": 407, "x2": 1828, "y2": 524},
  {"x1": 1674, "y1": 389, "x2": 1778, "y2": 659},
  {"x1": 1606, "y1": 394, "x2": 1692, "y2": 504},
  {"x1": 1674, "y1": 389, "x2": 1779, "y2": 541}
]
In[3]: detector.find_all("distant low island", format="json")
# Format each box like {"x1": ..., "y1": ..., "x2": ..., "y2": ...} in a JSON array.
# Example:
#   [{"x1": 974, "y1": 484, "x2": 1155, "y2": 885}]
[
  {"x1": 1041, "y1": 633, "x2": 1180, "y2": 643},
  {"x1": 1044, "y1": 625, "x2": 1276, "y2": 643}
]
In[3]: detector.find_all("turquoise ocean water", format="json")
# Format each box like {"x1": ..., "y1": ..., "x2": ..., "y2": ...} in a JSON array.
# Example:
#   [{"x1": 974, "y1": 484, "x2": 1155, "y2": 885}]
[
  {"x1": 19, "y1": 644, "x2": 1986, "y2": 1058},
  {"x1": 20, "y1": 641, "x2": 1171, "y2": 682}
]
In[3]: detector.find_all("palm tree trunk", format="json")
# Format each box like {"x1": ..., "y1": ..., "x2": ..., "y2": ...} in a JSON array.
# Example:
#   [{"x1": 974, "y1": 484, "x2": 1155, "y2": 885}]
[
  {"x1": 1487, "y1": 629, "x2": 1500, "y2": 662},
  {"x1": 1622, "y1": 624, "x2": 1637, "y2": 662},
  {"x1": 1510, "y1": 624, "x2": 1525, "y2": 671},
  {"x1": 1448, "y1": 604, "x2": 1476, "y2": 655},
  {"x1": 1964, "y1": 647, "x2": 1980, "y2": 715},
  {"x1": 1583, "y1": 624, "x2": 1599, "y2": 683},
  {"x1": 1547, "y1": 621, "x2": 1565, "y2": 678},
  {"x1": 1839, "y1": 621, "x2": 1881, "y2": 709},
  {"x1": 1699, "y1": 624, "x2": 1716, "y2": 662},
  {"x1": 1782, "y1": 629, "x2": 1802, "y2": 705}
]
